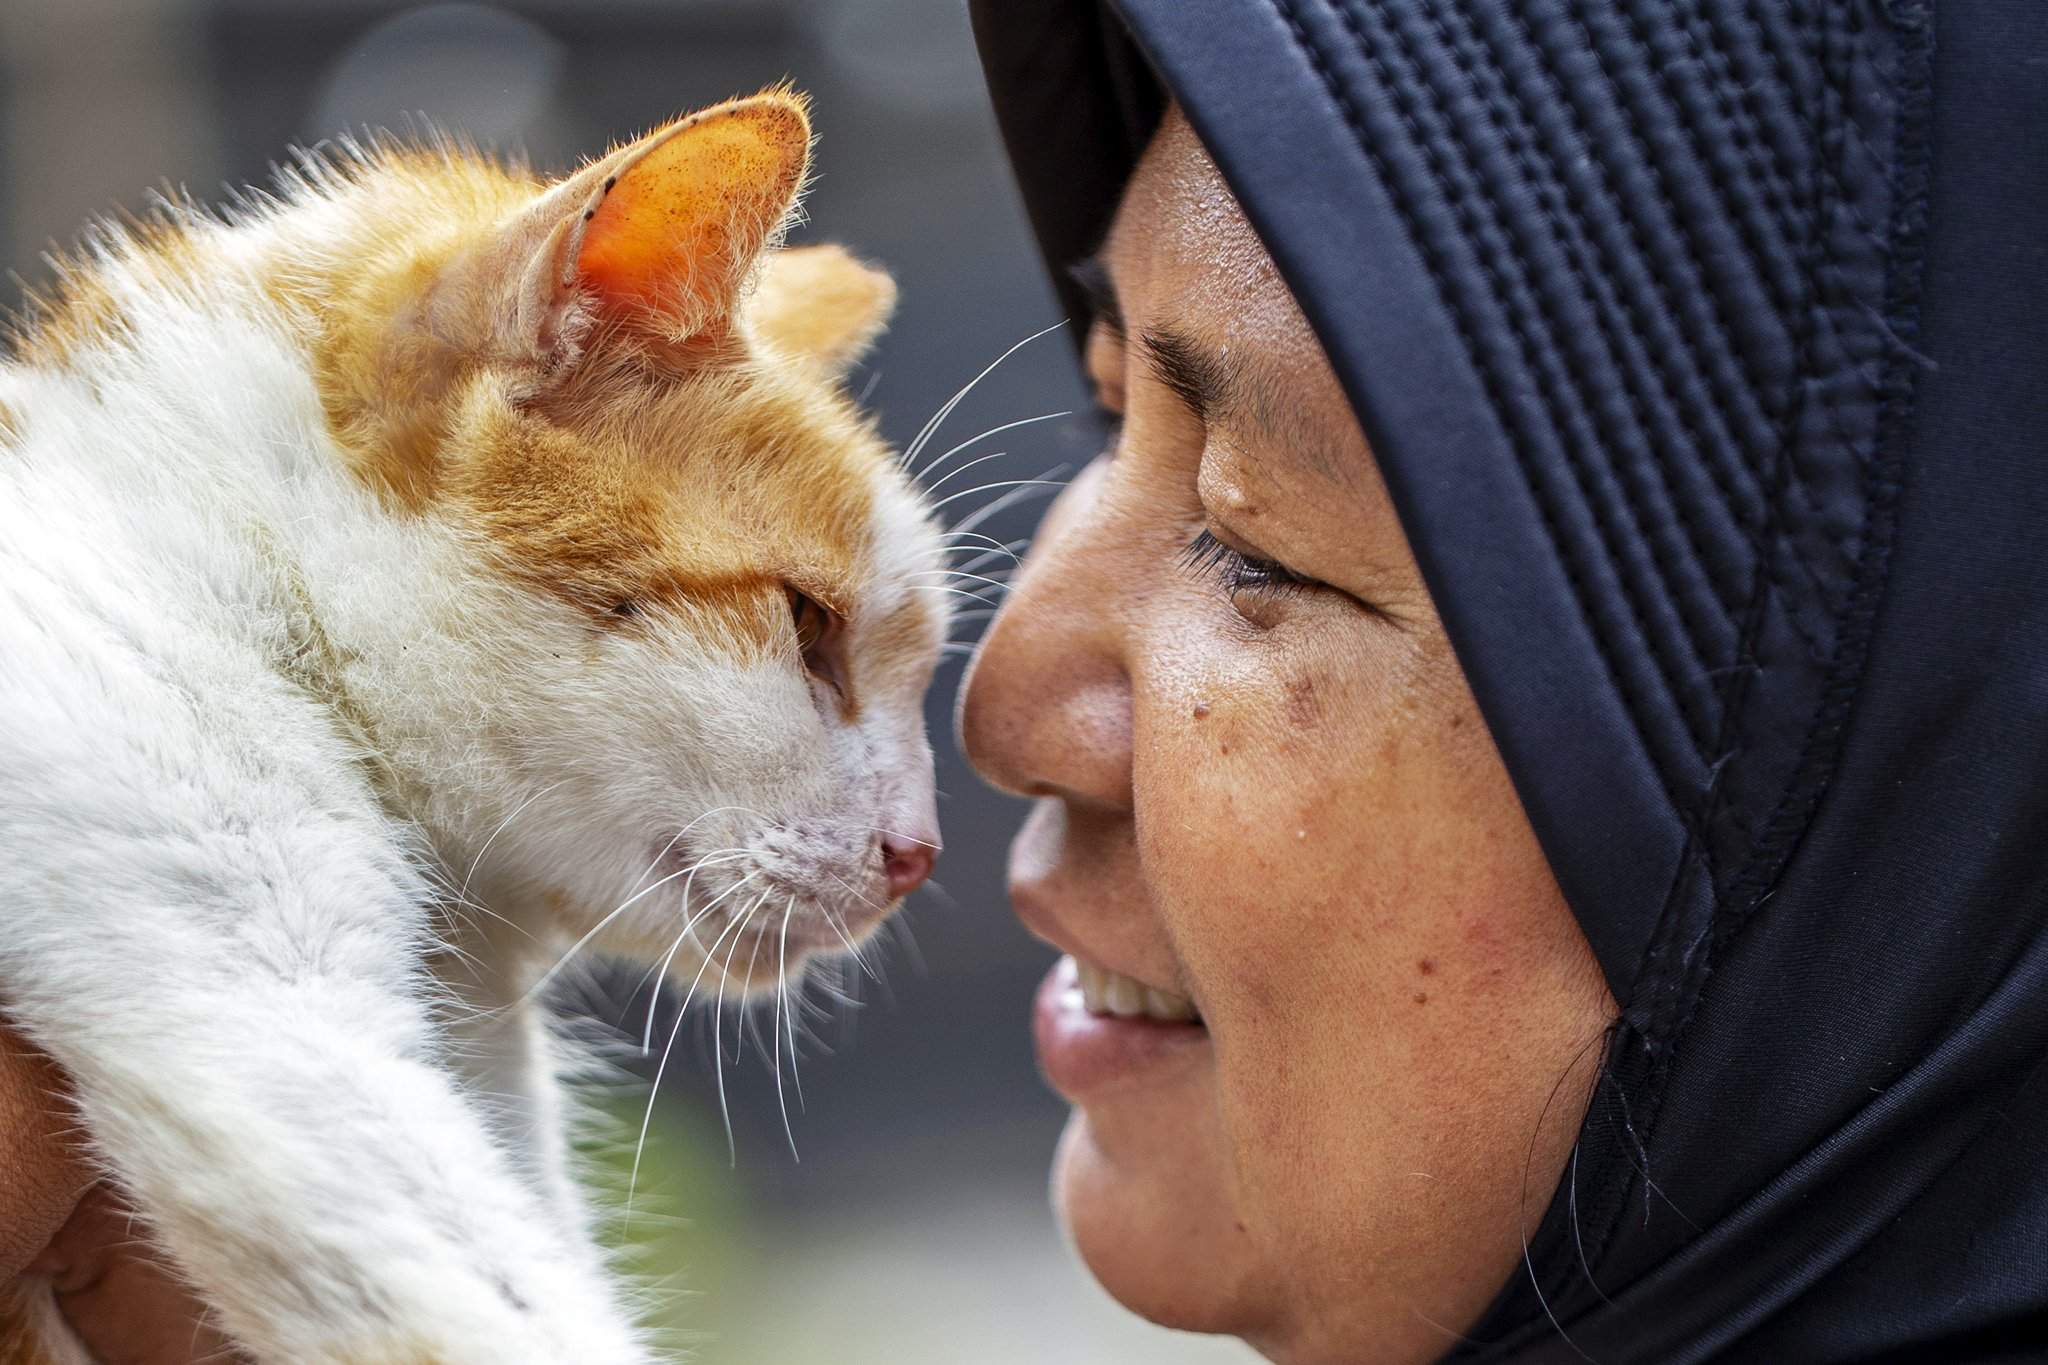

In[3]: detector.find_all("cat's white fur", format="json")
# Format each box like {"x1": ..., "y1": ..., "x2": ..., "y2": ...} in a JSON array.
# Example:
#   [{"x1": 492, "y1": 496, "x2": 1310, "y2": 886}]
[{"x1": 0, "y1": 129, "x2": 942, "y2": 1363}]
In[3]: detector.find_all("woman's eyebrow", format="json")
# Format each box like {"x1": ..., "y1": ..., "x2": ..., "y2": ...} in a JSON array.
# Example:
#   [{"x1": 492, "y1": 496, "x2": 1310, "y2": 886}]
[
  {"x1": 1070, "y1": 256, "x2": 1341, "y2": 479},
  {"x1": 1140, "y1": 327, "x2": 1231, "y2": 426},
  {"x1": 1144, "y1": 326, "x2": 1346, "y2": 484}
]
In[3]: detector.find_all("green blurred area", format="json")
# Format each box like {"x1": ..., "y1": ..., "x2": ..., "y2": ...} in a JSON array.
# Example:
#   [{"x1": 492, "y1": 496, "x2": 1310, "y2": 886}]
[{"x1": 581, "y1": 1093, "x2": 1254, "y2": 1365}]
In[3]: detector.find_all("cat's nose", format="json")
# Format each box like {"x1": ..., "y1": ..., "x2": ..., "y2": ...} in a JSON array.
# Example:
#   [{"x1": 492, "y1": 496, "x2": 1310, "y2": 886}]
[{"x1": 881, "y1": 834, "x2": 936, "y2": 899}]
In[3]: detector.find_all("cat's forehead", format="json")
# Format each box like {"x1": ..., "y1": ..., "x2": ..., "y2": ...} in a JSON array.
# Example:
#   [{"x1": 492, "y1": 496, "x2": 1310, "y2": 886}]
[{"x1": 441, "y1": 358, "x2": 940, "y2": 651}]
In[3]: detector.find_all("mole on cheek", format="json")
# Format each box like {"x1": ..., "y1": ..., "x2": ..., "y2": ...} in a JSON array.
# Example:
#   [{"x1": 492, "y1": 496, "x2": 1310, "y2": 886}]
[{"x1": 1411, "y1": 960, "x2": 1436, "y2": 1006}]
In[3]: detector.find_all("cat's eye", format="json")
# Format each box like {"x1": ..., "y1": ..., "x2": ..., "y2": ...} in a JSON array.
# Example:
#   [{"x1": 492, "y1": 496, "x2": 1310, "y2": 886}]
[{"x1": 786, "y1": 586, "x2": 847, "y2": 698}]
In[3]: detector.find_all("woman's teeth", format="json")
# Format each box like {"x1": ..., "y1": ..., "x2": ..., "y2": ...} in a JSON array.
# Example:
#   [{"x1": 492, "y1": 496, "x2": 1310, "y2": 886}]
[{"x1": 1074, "y1": 956, "x2": 1201, "y2": 1024}]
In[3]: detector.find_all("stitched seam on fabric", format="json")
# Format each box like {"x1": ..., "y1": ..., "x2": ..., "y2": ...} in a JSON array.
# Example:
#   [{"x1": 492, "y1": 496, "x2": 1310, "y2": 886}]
[
  {"x1": 1745, "y1": 0, "x2": 1902, "y2": 401},
  {"x1": 1641, "y1": 0, "x2": 1853, "y2": 541},
  {"x1": 1682, "y1": 0, "x2": 1898, "y2": 379},
  {"x1": 1429, "y1": 4, "x2": 1846, "y2": 670},
  {"x1": 1688, "y1": 0, "x2": 1877, "y2": 595},
  {"x1": 1621, "y1": 0, "x2": 1855, "y2": 646},
  {"x1": 1659, "y1": 0, "x2": 1888, "y2": 589},
  {"x1": 1566, "y1": 2, "x2": 1881, "y2": 613},
  {"x1": 1808, "y1": 0, "x2": 1903, "y2": 409},
  {"x1": 1732, "y1": 0, "x2": 1895, "y2": 285},
  {"x1": 1262, "y1": 0, "x2": 1701, "y2": 817},
  {"x1": 1346, "y1": 1, "x2": 1733, "y2": 748},
  {"x1": 1701, "y1": 0, "x2": 1928, "y2": 964},
  {"x1": 1673, "y1": 0, "x2": 1850, "y2": 868},
  {"x1": 1602, "y1": 0, "x2": 1874, "y2": 608},
  {"x1": 1405, "y1": 4, "x2": 1761, "y2": 672},
  {"x1": 1495, "y1": 7, "x2": 1847, "y2": 665},
  {"x1": 1470, "y1": 6, "x2": 1846, "y2": 666},
  {"x1": 1697, "y1": 0, "x2": 1859, "y2": 857}
]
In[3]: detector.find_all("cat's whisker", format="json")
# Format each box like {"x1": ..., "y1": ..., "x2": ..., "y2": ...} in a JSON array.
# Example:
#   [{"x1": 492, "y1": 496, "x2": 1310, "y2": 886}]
[
  {"x1": 899, "y1": 320, "x2": 1066, "y2": 471},
  {"x1": 788, "y1": 966, "x2": 810, "y2": 1115},
  {"x1": 618, "y1": 850, "x2": 757, "y2": 1007},
  {"x1": 712, "y1": 890, "x2": 769, "y2": 1166},
  {"x1": 947, "y1": 541, "x2": 1030, "y2": 575},
  {"x1": 929, "y1": 477, "x2": 1071, "y2": 514},
  {"x1": 820, "y1": 874, "x2": 881, "y2": 982},
  {"x1": 773, "y1": 899, "x2": 800, "y2": 1162},
  {"x1": 942, "y1": 551, "x2": 1022, "y2": 579},
  {"x1": 813, "y1": 966, "x2": 863, "y2": 1012},
  {"x1": 910, "y1": 568, "x2": 1017, "y2": 595},
  {"x1": 925, "y1": 449, "x2": 1015, "y2": 499},
  {"x1": 735, "y1": 909, "x2": 772, "y2": 1059},
  {"x1": 858, "y1": 824, "x2": 941, "y2": 850},
  {"x1": 947, "y1": 464, "x2": 1073, "y2": 538},
  {"x1": 626, "y1": 804, "x2": 767, "y2": 899},
  {"x1": 640, "y1": 867, "x2": 763, "y2": 1054},
  {"x1": 915, "y1": 565, "x2": 1015, "y2": 583},
  {"x1": 629, "y1": 891, "x2": 761, "y2": 1217},
  {"x1": 821, "y1": 906, "x2": 876, "y2": 980},
  {"x1": 916, "y1": 409, "x2": 1070, "y2": 486},
  {"x1": 459, "y1": 780, "x2": 564, "y2": 906},
  {"x1": 937, "y1": 528, "x2": 1027, "y2": 553},
  {"x1": 796, "y1": 975, "x2": 835, "y2": 1030},
  {"x1": 518, "y1": 849, "x2": 750, "y2": 1010},
  {"x1": 911, "y1": 585, "x2": 1001, "y2": 607}
]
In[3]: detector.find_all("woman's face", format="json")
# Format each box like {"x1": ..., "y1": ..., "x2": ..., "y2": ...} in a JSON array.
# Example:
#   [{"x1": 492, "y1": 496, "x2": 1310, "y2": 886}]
[{"x1": 960, "y1": 111, "x2": 1617, "y2": 1364}]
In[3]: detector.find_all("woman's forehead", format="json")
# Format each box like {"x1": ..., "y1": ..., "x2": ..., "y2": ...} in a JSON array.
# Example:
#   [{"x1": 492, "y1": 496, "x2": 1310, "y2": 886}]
[
  {"x1": 1100, "y1": 108, "x2": 1369, "y2": 496},
  {"x1": 1104, "y1": 109, "x2": 1286, "y2": 333}
]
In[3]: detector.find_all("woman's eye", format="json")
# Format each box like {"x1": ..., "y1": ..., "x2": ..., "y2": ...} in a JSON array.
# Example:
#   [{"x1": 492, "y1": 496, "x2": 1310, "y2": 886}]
[{"x1": 1179, "y1": 530, "x2": 1313, "y2": 599}]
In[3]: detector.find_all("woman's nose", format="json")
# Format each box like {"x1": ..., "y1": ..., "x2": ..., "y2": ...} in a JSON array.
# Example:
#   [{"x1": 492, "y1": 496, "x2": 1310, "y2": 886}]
[{"x1": 959, "y1": 459, "x2": 1133, "y2": 809}]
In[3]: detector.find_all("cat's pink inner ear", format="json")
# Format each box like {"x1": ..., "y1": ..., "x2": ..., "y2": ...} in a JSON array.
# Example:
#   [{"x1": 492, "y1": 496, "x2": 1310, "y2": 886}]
[{"x1": 569, "y1": 93, "x2": 810, "y2": 342}]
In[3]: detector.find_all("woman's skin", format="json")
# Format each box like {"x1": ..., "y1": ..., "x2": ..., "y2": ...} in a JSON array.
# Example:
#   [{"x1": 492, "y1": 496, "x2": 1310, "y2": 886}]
[
  {"x1": 3, "y1": 1026, "x2": 235, "y2": 1364},
  {"x1": 961, "y1": 108, "x2": 1619, "y2": 1364}
]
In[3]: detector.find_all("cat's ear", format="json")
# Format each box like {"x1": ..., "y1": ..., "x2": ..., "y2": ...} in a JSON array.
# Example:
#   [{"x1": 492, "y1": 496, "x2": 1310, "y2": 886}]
[
  {"x1": 490, "y1": 89, "x2": 811, "y2": 368},
  {"x1": 749, "y1": 245, "x2": 897, "y2": 378}
]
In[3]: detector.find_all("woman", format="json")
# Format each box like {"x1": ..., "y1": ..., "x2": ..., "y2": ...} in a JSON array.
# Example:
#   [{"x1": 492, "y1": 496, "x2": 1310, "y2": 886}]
[
  {"x1": 963, "y1": 1, "x2": 2048, "y2": 1361},
  {"x1": 9, "y1": 3, "x2": 2047, "y2": 1362}
]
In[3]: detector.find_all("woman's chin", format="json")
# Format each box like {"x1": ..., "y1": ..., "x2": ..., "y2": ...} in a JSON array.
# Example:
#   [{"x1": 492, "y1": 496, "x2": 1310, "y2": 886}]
[{"x1": 1050, "y1": 1104, "x2": 1265, "y2": 1341}]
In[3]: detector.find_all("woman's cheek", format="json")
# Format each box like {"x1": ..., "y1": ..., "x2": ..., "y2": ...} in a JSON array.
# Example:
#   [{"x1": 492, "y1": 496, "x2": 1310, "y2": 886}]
[{"x1": 1141, "y1": 650, "x2": 1404, "y2": 1000}]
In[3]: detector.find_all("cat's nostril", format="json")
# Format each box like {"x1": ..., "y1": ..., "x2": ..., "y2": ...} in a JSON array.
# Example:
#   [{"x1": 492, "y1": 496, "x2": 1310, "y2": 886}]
[{"x1": 880, "y1": 837, "x2": 935, "y2": 899}]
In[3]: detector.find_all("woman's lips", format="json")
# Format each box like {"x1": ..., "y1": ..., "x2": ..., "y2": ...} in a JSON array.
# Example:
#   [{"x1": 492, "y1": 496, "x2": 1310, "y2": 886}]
[{"x1": 1033, "y1": 955, "x2": 1211, "y2": 1100}]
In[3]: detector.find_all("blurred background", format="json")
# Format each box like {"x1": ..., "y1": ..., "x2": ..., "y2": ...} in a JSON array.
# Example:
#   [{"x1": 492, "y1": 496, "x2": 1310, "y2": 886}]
[{"x1": 0, "y1": 1, "x2": 1251, "y2": 1360}]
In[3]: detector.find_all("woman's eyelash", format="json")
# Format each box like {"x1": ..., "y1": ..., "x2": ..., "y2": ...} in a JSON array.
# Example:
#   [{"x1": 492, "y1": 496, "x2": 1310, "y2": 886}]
[{"x1": 1179, "y1": 530, "x2": 1313, "y2": 598}]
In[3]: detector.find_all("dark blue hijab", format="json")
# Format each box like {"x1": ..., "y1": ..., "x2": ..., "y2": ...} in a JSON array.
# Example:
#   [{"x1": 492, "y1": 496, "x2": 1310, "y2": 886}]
[{"x1": 972, "y1": 2, "x2": 2048, "y2": 1359}]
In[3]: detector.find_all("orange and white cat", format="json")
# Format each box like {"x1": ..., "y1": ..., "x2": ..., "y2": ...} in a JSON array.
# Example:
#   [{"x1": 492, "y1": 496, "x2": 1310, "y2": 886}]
[{"x1": 0, "y1": 89, "x2": 944, "y2": 1363}]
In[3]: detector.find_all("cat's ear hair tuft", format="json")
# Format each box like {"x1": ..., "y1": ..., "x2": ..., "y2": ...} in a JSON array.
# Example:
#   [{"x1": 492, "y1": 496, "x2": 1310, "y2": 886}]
[{"x1": 749, "y1": 244, "x2": 897, "y2": 379}]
